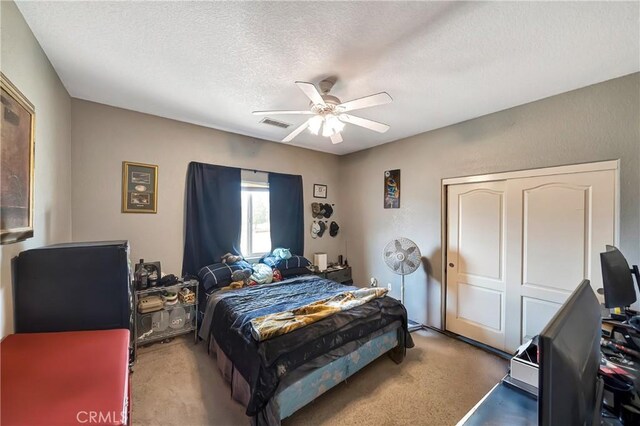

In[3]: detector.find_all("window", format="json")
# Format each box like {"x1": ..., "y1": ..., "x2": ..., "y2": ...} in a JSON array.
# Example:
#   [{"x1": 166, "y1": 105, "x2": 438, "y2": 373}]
[{"x1": 240, "y1": 179, "x2": 271, "y2": 258}]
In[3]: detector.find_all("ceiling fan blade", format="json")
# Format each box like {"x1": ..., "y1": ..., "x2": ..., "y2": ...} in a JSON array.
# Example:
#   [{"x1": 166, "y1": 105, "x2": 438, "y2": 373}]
[
  {"x1": 330, "y1": 133, "x2": 343, "y2": 144},
  {"x1": 340, "y1": 114, "x2": 390, "y2": 133},
  {"x1": 295, "y1": 81, "x2": 326, "y2": 107},
  {"x1": 282, "y1": 119, "x2": 311, "y2": 143},
  {"x1": 252, "y1": 110, "x2": 313, "y2": 115},
  {"x1": 337, "y1": 92, "x2": 392, "y2": 112}
]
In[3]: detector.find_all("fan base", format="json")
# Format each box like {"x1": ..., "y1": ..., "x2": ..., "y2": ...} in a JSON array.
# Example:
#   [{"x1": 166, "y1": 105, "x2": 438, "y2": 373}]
[{"x1": 408, "y1": 319, "x2": 422, "y2": 332}]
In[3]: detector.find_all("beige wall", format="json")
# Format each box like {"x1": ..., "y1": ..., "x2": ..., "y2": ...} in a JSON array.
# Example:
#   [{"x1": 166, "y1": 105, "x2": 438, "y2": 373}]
[
  {"x1": 339, "y1": 73, "x2": 640, "y2": 328},
  {"x1": 70, "y1": 100, "x2": 345, "y2": 275},
  {"x1": 0, "y1": 1, "x2": 72, "y2": 337},
  {"x1": 4, "y1": 0, "x2": 638, "y2": 338}
]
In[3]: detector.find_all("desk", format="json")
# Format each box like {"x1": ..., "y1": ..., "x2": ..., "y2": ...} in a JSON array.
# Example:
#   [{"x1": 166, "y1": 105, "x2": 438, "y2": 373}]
[
  {"x1": 457, "y1": 380, "x2": 537, "y2": 425},
  {"x1": 458, "y1": 378, "x2": 623, "y2": 425}
]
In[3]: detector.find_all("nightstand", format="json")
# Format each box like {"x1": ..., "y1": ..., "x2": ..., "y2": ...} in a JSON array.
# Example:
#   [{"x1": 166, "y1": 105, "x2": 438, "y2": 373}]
[
  {"x1": 317, "y1": 266, "x2": 353, "y2": 284},
  {"x1": 134, "y1": 279, "x2": 198, "y2": 351}
]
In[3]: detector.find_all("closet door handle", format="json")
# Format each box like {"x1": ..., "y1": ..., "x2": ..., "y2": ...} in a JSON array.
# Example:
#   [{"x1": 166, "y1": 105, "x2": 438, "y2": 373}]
[{"x1": 449, "y1": 262, "x2": 455, "y2": 268}]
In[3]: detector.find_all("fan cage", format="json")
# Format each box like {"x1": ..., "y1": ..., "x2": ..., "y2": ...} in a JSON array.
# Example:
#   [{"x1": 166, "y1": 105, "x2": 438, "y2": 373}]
[{"x1": 383, "y1": 237, "x2": 422, "y2": 276}]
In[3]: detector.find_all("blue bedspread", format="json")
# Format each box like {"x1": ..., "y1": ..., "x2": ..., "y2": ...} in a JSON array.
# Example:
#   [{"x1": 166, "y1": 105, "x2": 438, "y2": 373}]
[{"x1": 201, "y1": 275, "x2": 413, "y2": 417}]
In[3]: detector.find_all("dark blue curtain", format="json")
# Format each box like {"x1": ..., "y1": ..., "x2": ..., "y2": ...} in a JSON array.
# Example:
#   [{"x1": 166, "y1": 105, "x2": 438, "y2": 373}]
[
  {"x1": 269, "y1": 173, "x2": 304, "y2": 256},
  {"x1": 182, "y1": 162, "x2": 241, "y2": 276}
]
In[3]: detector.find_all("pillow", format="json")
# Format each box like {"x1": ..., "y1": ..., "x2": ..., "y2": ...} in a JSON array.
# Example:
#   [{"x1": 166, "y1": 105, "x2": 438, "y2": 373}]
[
  {"x1": 198, "y1": 260, "x2": 252, "y2": 291},
  {"x1": 260, "y1": 254, "x2": 311, "y2": 271},
  {"x1": 281, "y1": 266, "x2": 313, "y2": 278},
  {"x1": 279, "y1": 255, "x2": 311, "y2": 271}
]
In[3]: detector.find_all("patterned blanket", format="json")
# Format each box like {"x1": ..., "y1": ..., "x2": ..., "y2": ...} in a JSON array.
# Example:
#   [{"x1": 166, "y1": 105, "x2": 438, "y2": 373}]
[
  {"x1": 200, "y1": 275, "x2": 413, "y2": 417},
  {"x1": 249, "y1": 288, "x2": 389, "y2": 341}
]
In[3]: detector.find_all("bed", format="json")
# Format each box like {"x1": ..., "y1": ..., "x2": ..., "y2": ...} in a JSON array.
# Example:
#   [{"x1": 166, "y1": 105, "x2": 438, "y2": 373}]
[{"x1": 199, "y1": 274, "x2": 413, "y2": 424}]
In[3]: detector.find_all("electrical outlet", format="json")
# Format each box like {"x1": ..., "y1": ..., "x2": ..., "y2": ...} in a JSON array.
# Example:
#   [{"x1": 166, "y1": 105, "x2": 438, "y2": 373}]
[
  {"x1": 370, "y1": 277, "x2": 378, "y2": 287},
  {"x1": 387, "y1": 283, "x2": 392, "y2": 292}
]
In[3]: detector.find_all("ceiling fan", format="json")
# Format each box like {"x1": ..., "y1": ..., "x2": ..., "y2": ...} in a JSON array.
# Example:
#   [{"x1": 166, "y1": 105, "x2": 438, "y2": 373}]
[{"x1": 253, "y1": 78, "x2": 392, "y2": 144}]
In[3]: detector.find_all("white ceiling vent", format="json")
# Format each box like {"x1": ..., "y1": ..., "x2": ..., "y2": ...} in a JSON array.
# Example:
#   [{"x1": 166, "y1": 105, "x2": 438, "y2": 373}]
[{"x1": 260, "y1": 117, "x2": 291, "y2": 129}]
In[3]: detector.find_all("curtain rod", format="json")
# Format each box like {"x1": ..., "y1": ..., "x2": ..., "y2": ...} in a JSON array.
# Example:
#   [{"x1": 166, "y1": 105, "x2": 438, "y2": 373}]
[
  {"x1": 241, "y1": 167, "x2": 299, "y2": 178},
  {"x1": 189, "y1": 161, "x2": 298, "y2": 177},
  {"x1": 243, "y1": 168, "x2": 269, "y2": 174}
]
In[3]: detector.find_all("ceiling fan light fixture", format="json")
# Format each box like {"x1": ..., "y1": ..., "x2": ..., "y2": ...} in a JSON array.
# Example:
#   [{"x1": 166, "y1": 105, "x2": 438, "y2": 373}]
[
  {"x1": 258, "y1": 79, "x2": 392, "y2": 144},
  {"x1": 322, "y1": 120, "x2": 335, "y2": 137},
  {"x1": 326, "y1": 114, "x2": 344, "y2": 133},
  {"x1": 308, "y1": 115, "x2": 323, "y2": 135},
  {"x1": 321, "y1": 114, "x2": 344, "y2": 138}
]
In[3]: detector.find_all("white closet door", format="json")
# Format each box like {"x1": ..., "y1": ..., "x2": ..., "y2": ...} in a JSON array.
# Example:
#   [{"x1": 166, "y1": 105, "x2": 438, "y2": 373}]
[
  {"x1": 503, "y1": 170, "x2": 616, "y2": 351},
  {"x1": 446, "y1": 181, "x2": 508, "y2": 350},
  {"x1": 446, "y1": 167, "x2": 616, "y2": 352}
]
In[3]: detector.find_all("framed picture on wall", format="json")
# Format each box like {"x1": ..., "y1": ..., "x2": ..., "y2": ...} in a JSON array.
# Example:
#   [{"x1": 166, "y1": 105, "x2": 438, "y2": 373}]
[
  {"x1": 313, "y1": 184, "x2": 327, "y2": 199},
  {"x1": 384, "y1": 169, "x2": 400, "y2": 209},
  {"x1": 122, "y1": 161, "x2": 158, "y2": 213},
  {"x1": 1, "y1": 73, "x2": 36, "y2": 244}
]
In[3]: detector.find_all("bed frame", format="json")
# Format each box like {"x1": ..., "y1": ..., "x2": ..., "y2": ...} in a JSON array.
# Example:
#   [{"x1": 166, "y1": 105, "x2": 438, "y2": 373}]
[
  {"x1": 211, "y1": 327, "x2": 400, "y2": 424},
  {"x1": 274, "y1": 328, "x2": 399, "y2": 421}
]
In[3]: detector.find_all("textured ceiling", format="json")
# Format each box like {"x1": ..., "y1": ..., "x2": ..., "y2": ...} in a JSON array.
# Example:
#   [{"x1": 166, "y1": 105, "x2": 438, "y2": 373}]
[{"x1": 16, "y1": 1, "x2": 640, "y2": 155}]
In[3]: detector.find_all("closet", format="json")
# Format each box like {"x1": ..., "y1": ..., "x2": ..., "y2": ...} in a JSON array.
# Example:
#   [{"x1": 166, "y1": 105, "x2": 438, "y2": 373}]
[{"x1": 444, "y1": 161, "x2": 618, "y2": 352}]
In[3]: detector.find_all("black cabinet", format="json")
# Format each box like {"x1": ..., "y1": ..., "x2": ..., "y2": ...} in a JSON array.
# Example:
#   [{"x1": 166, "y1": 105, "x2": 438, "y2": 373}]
[{"x1": 14, "y1": 241, "x2": 134, "y2": 355}]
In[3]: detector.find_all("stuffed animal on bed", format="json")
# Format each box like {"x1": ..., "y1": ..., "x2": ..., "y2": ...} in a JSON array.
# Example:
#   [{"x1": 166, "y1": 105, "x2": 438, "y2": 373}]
[
  {"x1": 221, "y1": 252, "x2": 244, "y2": 264},
  {"x1": 230, "y1": 268, "x2": 252, "y2": 288},
  {"x1": 271, "y1": 248, "x2": 292, "y2": 261}
]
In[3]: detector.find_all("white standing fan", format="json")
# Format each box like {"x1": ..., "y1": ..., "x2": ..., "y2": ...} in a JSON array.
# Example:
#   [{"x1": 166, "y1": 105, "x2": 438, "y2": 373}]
[{"x1": 383, "y1": 237, "x2": 422, "y2": 331}]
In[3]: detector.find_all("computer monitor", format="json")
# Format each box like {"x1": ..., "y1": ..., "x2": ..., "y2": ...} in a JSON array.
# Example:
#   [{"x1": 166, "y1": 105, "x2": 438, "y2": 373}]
[
  {"x1": 600, "y1": 245, "x2": 640, "y2": 309},
  {"x1": 538, "y1": 279, "x2": 603, "y2": 426}
]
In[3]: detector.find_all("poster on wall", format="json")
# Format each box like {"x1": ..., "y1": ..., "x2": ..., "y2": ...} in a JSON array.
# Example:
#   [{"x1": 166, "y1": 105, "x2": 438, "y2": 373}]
[
  {"x1": 122, "y1": 161, "x2": 158, "y2": 213},
  {"x1": 1, "y1": 73, "x2": 35, "y2": 244},
  {"x1": 384, "y1": 169, "x2": 400, "y2": 209}
]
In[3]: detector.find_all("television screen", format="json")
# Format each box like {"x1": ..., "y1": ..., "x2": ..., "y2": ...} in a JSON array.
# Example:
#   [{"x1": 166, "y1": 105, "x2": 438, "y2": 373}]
[{"x1": 538, "y1": 279, "x2": 603, "y2": 426}]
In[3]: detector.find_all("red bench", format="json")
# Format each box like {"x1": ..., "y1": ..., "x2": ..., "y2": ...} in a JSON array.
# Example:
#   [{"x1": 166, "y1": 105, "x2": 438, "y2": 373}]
[{"x1": 1, "y1": 329, "x2": 130, "y2": 426}]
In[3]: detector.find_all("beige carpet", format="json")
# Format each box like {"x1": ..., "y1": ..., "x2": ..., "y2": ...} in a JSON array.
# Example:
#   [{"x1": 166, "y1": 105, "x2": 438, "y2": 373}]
[{"x1": 132, "y1": 330, "x2": 507, "y2": 426}]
